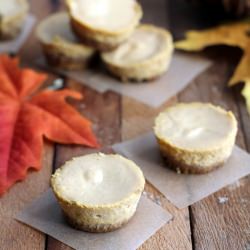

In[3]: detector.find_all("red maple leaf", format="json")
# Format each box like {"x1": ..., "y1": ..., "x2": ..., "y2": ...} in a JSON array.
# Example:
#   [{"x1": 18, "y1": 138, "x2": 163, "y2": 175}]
[{"x1": 0, "y1": 55, "x2": 99, "y2": 195}]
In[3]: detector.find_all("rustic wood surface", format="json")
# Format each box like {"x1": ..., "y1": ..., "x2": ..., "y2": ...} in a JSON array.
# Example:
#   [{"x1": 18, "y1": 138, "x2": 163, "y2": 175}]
[{"x1": 1, "y1": 0, "x2": 249, "y2": 249}]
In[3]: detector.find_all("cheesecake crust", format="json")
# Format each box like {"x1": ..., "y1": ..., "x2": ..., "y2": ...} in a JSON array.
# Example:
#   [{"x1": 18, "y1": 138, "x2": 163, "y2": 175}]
[
  {"x1": 53, "y1": 189, "x2": 142, "y2": 233},
  {"x1": 36, "y1": 12, "x2": 95, "y2": 70},
  {"x1": 51, "y1": 154, "x2": 145, "y2": 232},
  {"x1": 42, "y1": 43, "x2": 93, "y2": 70},
  {"x1": 0, "y1": 0, "x2": 29, "y2": 40},
  {"x1": 154, "y1": 103, "x2": 238, "y2": 174},
  {"x1": 64, "y1": 213, "x2": 133, "y2": 233},
  {"x1": 101, "y1": 25, "x2": 173, "y2": 82},
  {"x1": 160, "y1": 147, "x2": 225, "y2": 174}
]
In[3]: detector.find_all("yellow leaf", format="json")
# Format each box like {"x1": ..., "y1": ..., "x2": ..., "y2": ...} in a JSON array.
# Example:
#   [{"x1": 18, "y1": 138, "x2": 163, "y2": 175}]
[
  {"x1": 229, "y1": 42, "x2": 250, "y2": 86},
  {"x1": 175, "y1": 21, "x2": 250, "y2": 114},
  {"x1": 175, "y1": 21, "x2": 249, "y2": 51},
  {"x1": 242, "y1": 81, "x2": 250, "y2": 114}
]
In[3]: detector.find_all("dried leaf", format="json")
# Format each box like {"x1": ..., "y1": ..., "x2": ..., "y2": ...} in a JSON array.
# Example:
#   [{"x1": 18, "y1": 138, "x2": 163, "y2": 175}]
[
  {"x1": 229, "y1": 42, "x2": 250, "y2": 86},
  {"x1": 242, "y1": 81, "x2": 250, "y2": 114},
  {"x1": 0, "y1": 55, "x2": 99, "y2": 195},
  {"x1": 175, "y1": 21, "x2": 249, "y2": 51},
  {"x1": 175, "y1": 21, "x2": 250, "y2": 114}
]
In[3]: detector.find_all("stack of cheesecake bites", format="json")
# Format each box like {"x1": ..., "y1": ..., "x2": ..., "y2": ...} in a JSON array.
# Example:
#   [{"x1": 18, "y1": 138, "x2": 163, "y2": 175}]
[{"x1": 36, "y1": 0, "x2": 174, "y2": 82}]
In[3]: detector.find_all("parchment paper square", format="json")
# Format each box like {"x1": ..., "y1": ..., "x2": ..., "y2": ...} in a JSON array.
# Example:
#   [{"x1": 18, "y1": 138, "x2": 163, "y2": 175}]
[
  {"x1": 16, "y1": 189, "x2": 172, "y2": 250},
  {"x1": 0, "y1": 15, "x2": 36, "y2": 54},
  {"x1": 113, "y1": 132, "x2": 250, "y2": 208},
  {"x1": 38, "y1": 52, "x2": 211, "y2": 107}
]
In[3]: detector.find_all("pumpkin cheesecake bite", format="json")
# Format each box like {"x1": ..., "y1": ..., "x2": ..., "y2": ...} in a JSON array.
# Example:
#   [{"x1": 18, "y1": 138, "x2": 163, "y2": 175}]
[
  {"x1": 66, "y1": 0, "x2": 142, "y2": 51},
  {"x1": 154, "y1": 103, "x2": 238, "y2": 174},
  {"x1": 101, "y1": 24, "x2": 173, "y2": 82},
  {"x1": 0, "y1": 0, "x2": 29, "y2": 40},
  {"x1": 51, "y1": 153, "x2": 145, "y2": 233},
  {"x1": 36, "y1": 12, "x2": 95, "y2": 70}
]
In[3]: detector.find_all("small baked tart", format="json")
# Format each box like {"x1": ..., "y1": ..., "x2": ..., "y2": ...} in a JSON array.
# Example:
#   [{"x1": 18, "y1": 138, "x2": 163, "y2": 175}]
[
  {"x1": 154, "y1": 103, "x2": 238, "y2": 174},
  {"x1": 66, "y1": 0, "x2": 142, "y2": 51},
  {"x1": 51, "y1": 153, "x2": 145, "y2": 232},
  {"x1": 0, "y1": 0, "x2": 29, "y2": 40},
  {"x1": 101, "y1": 24, "x2": 173, "y2": 82},
  {"x1": 36, "y1": 12, "x2": 95, "y2": 70}
]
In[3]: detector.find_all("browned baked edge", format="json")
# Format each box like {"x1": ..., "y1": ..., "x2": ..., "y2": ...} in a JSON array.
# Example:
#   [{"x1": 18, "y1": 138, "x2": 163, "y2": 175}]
[
  {"x1": 0, "y1": 19, "x2": 23, "y2": 40},
  {"x1": 106, "y1": 68, "x2": 163, "y2": 83},
  {"x1": 42, "y1": 45, "x2": 90, "y2": 70},
  {"x1": 0, "y1": 8, "x2": 28, "y2": 41},
  {"x1": 0, "y1": 27, "x2": 22, "y2": 40},
  {"x1": 64, "y1": 213, "x2": 133, "y2": 233},
  {"x1": 70, "y1": 20, "x2": 120, "y2": 51},
  {"x1": 160, "y1": 150, "x2": 225, "y2": 174}
]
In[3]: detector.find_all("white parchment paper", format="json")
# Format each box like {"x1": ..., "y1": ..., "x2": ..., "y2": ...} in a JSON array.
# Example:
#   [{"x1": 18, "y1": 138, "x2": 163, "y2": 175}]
[
  {"x1": 0, "y1": 15, "x2": 36, "y2": 54},
  {"x1": 16, "y1": 189, "x2": 172, "y2": 250},
  {"x1": 113, "y1": 132, "x2": 250, "y2": 208},
  {"x1": 38, "y1": 52, "x2": 211, "y2": 107}
]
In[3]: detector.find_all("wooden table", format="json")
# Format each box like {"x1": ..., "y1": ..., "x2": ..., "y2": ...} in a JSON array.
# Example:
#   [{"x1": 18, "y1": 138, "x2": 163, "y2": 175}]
[{"x1": 1, "y1": 0, "x2": 250, "y2": 249}]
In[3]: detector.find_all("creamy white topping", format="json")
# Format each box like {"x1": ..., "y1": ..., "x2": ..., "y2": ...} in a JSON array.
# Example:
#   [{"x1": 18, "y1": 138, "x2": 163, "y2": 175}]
[
  {"x1": 103, "y1": 27, "x2": 165, "y2": 65},
  {"x1": 69, "y1": 0, "x2": 137, "y2": 31},
  {"x1": 0, "y1": 0, "x2": 24, "y2": 17},
  {"x1": 37, "y1": 12, "x2": 78, "y2": 43},
  {"x1": 155, "y1": 103, "x2": 236, "y2": 150},
  {"x1": 53, "y1": 153, "x2": 144, "y2": 205}
]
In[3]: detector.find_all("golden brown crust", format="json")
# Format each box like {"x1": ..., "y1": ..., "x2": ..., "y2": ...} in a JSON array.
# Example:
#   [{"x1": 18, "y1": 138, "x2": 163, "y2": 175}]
[
  {"x1": 64, "y1": 213, "x2": 133, "y2": 232},
  {"x1": 101, "y1": 24, "x2": 173, "y2": 82},
  {"x1": 0, "y1": 17, "x2": 24, "y2": 40},
  {"x1": 160, "y1": 149, "x2": 225, "y2": 174},
  {"x1": 53, "y1": 191, "x2": 141, "y2": 233},
  {"x1": 42, "y1": 43, "x2": 91, "y2": 70},
  {"x1": 156, "y1": 128, "x2": 234, "y2": 174},
  {"x1": 36, "y1": 12, "x2": 95, "y2": 70},
  {"x1": 104, "y1": 55, "x2": 171, "y2": 82},
  {"x1": 106, "y1": 70, "x2": 162, "y2": 83},
  {"x1": 0, "y1": 0, "x2": 29, "y2": 40},
  {"x1": 70, "y1": 20, "x2": 120, "y2": 51},
  {"x1": 154, "y1": 103, "x2": 238, "y2": 174},
  {"x1": 51, "y1": 153, "x2": 145, "y2": 233}
]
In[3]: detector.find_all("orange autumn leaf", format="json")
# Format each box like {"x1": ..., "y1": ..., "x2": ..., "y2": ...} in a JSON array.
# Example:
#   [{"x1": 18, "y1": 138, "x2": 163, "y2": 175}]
[{"x1": 0, "y1": 55, "x2": 99, "y2": 195}]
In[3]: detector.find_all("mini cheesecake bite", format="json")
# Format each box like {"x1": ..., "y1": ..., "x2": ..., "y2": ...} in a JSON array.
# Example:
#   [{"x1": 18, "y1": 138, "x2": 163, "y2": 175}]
[
  {"x1": 36, "y1": 12, "x2": 95, "y2": 70},
  {"x1": 154, "y1": 103, "x2": 238, "y2": 174},
  {"x1": 101, "y1": 24, "x2": 173, "y2": 82},
  {"x1": 66, "y1": 0, "x2": 142, "y2": 51},
  {"x1": 51, "y1": 153, "x2": 145, "y2": 232},
  {"x1": 0, "y1": 0, "x2": 29, "y2": 40}
]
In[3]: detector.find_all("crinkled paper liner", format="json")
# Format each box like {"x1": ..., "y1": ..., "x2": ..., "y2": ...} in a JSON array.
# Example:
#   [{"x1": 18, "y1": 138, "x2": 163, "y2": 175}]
[
  {"x1": 16, "y1": 189, "x2": 172, "y2": 250},
  {"x1": 113, "y1": 132, "x2": 250, "y2": 208},
  {"x1": 38, "y1": 52, "x2": 211, "y2": 107}
]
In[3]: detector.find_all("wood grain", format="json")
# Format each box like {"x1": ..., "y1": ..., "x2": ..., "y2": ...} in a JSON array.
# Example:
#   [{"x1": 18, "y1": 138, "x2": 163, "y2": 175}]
[
  {"x1": 178, "y1": 46, "x2": 250, "y2": 250},
  {"x1": 0, "y1": 143, "x2": 54, "y2": 250},
  {"x1": 122, "y1": 97, "x2": 193, "y2": 250},
  {"x1": 1, "y1": 0, "x2": 250, "y2": 249},
  {"x1": 168, "y1": 1, "x2": 250, "y2": 248},
  {"x1": 20, "y1": 0, "x2": 64, "y2": 62},
  {"x1": 121, "y1": 1, "x2": 192, "y2": 249},
  {"x1": 0, "y1": 1, "x2": 62, "y2": 249}
]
